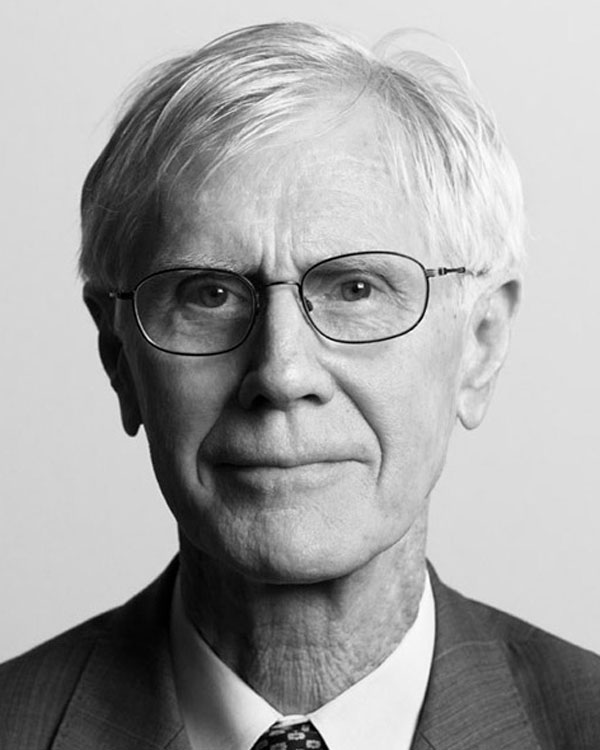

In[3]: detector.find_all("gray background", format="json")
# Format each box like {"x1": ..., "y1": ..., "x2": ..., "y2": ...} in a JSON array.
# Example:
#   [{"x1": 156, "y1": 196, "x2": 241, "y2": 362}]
[{"x1": 1, "y1": 0, "x2": 598, "y2": 662}]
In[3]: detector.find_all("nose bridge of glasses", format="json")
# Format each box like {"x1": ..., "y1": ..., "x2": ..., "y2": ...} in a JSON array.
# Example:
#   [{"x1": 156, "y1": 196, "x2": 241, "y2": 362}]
[
  {"x1": 259, "y1": 279, "x2": 313, "y2": 312},
  {"x1": 262, "y1": 279, "x2": 302, "y2": 290}
]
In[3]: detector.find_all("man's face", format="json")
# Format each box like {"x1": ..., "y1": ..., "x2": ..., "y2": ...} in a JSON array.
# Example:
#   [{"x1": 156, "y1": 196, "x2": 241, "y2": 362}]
[{"x1": 116, "y1": 106, "x2": 468, "y2": 584}]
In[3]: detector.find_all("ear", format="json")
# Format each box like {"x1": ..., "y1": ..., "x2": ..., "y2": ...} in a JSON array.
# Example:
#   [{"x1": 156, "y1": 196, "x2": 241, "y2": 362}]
[
  {"x1": 457, "y1": 278, "x2": 521, "y2": 430},
  {"x1": 83, "y1": 284, "x2": 142, "y2": 436}
]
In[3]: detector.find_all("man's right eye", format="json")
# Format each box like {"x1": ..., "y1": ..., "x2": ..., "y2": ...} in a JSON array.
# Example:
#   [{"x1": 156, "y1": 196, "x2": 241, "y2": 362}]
[
  {"x1": 188, "y1": 283, "x2": 229, "y2": 308},
  {"x1": 339, "y1": 278, "x2": 372, "y2": 301},
  {"x1": 176, "y1": 277, "x2": 234, "y2": 309}
]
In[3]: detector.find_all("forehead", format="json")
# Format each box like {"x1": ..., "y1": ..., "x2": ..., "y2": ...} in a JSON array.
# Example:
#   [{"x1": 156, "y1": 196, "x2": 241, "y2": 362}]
[{"x1": 151, "y1": 105, "x2": 423, "y2": 275}]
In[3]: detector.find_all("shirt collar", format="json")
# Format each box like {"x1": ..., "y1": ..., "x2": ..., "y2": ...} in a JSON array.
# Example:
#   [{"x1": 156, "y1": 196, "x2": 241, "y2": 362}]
[{"x1": 170, "y1": 572, "x2": 435, "y2": 750}]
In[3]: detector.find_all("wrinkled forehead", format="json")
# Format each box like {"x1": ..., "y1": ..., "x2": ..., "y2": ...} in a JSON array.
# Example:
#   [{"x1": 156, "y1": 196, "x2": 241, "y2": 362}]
[{"x1": 151, "y1": 103, "x2": 422, "y2": 273}]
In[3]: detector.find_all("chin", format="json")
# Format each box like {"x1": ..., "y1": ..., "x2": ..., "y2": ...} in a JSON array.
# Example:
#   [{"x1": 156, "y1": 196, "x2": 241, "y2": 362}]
[
  {"x1": 222, "y1": 525, "x2": 383, "y2": 586},
  {"x1": 176, "y1": 476, "x2": 408, "y2": 585}
]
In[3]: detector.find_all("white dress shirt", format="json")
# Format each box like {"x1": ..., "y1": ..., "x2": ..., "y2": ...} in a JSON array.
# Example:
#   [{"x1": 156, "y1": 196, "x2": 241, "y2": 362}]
[{"x1": 170, "y1": 572, "x2": 435, "y2": 750}]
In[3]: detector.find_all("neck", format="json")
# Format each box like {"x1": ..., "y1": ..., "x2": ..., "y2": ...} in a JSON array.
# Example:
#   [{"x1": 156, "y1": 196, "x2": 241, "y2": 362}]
[{"x1": 179, "y1": 506, "x2": 429, "y2": 714}]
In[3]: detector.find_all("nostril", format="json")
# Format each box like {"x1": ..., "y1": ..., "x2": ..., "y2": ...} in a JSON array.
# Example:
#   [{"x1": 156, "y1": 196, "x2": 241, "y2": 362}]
[{"x1": 241, "y1": 380, "x2": 327, "y2": 411}]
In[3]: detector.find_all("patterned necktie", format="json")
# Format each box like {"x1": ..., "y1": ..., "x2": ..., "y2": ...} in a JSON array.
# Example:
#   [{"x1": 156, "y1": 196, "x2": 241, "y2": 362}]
[{"x1": 251, "y1": 719, "x2": 330, "y2": 750}]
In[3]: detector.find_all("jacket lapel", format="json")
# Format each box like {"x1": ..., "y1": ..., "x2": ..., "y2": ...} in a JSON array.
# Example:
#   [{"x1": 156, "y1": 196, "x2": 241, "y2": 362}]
[
  {"x1": 411, "y1": 568, "x2": 543, "y2": 750},
  {"x1": 51, "y1": 559, "x2": 191, "y2": 750},
  {"x1": 46, "y1": 558, "x2": 546, "y2": 749}
]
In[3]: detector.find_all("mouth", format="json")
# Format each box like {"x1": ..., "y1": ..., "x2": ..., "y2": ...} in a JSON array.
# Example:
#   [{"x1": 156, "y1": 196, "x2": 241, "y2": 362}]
[
  {"x1": 212, "y1": 458, "x2": 359, "y2": 492},
  {"x1": 219, "y1": 457, "x2": 346, "y2": 469}
]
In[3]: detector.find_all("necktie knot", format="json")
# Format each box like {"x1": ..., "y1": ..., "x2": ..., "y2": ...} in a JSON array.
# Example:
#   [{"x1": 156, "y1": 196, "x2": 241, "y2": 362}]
[{"x1": 252, "y1": 719, "x2": 329, "y2": 750}]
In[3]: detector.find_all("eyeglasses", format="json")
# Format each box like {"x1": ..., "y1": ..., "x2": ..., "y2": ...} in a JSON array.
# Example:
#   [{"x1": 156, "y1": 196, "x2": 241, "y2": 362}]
[{"x1": 110, "y1": 252, "x2": 468, "y2": 356}]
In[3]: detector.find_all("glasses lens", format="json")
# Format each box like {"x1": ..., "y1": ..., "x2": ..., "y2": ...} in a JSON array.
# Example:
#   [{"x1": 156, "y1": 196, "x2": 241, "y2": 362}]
[
  {"x1": 135, "y1": 269, "x2": 255, "y2": 354},
  {"x1": 302, "y1": 253, "x2": 427, "y2": 342}
]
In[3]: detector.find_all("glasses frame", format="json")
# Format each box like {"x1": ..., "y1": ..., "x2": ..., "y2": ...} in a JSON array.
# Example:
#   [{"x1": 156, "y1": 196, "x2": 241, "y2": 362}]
[{"x1": 109, "y1": 251, "x2": 468, "y2": 356}]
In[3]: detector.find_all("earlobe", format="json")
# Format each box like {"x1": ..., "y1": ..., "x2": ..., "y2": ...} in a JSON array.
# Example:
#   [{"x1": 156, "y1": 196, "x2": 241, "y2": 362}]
[
  {"x1": 83, "y1": 284, "x2": 142, "y2": 437},
  {"x1": 457, "y1": 278, "x2": 521, "y2": 430}
]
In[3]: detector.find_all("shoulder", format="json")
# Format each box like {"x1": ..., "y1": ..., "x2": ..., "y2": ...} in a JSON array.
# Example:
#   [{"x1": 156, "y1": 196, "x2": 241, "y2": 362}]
[
  {"x1": 432, "y1": 570, "x2": 600, "y2": 745},
  {"x1": 481, "y1": 598, "x2": 600, "y2": 743},
  {"x1": 0, "y1": 559, "x2": 178, "y2": 750},
  {"x1": 0, "y1": 609, "x2": 113, "y2": 749}
]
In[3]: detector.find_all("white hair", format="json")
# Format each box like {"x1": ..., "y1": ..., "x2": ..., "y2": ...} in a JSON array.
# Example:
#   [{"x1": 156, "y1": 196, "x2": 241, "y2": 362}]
[{"x1": 79, "y1": 22, "x2": 525, "y2": 292}]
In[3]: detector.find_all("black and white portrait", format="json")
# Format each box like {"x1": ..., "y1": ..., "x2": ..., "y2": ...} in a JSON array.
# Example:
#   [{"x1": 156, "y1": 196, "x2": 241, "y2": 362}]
[{"x1": 2, "y1": 2, "x2": 599, "y2": 747}]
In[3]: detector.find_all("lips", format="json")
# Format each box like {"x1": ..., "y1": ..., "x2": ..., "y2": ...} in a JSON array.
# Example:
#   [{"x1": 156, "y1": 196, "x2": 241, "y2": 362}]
[
  {"x1": 209, "y1": 457, "x2": 359, "y2": 495},
  {"x1": 211, "y1": 444, "x2": 363, "y2": 470},
  {"x1": 217, "y1": 456, "x2": 348, "y2": 469},
  {"x1": 200, "y1": 418, "x2": 369, "y2": 474}
]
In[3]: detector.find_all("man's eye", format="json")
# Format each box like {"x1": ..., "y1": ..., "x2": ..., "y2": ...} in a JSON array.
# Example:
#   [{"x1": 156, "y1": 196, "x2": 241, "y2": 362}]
[
  {"x1": 193, "y1": 284, "x2": 229, "y2": 308},
  {"x1": 340, "y1": 279, "x2": 372, "y2": 301},
  {"x1": 177, "y1": 279, "x2": 234, "y2": 308}
]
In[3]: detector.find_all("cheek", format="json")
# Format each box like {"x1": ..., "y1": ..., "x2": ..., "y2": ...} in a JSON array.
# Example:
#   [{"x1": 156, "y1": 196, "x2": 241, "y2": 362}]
[
  {"x1": 130, "y1": 350, "x2": 240, "y2": 485},
  {"x1": 349, "y1": 331, "x2": 461, "y2": 515}
]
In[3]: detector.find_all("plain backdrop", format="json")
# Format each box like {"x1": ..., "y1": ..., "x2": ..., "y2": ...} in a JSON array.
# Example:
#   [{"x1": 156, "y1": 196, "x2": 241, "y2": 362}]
[{"x1": 1, "y1": 0, "x2": 599, "y2": 662}]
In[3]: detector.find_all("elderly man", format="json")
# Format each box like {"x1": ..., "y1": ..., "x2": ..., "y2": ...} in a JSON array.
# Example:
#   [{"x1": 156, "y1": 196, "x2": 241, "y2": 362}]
[{"x1": 1, "y1": 21, "x2": 598, "y2": 750}]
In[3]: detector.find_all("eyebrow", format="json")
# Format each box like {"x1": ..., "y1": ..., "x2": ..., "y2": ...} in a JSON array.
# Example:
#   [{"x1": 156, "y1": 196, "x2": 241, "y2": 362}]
[
  {"x1": 152, "y1": 252, "x2": 252, "y2": 274},
  {"x1": 150, "y1": 239, "x2": 401, "y2": 278}
]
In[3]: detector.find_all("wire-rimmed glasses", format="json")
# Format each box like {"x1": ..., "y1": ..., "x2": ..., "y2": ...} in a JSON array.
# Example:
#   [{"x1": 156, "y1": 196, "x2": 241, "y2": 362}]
[{"x1": 109, "y1": 251, "x2": 468, "y2": 356}]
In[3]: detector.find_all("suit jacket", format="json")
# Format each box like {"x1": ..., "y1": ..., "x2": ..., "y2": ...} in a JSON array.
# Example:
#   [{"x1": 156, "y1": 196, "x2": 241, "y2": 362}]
[{"x1": 1, "y1": 559, "x2": 599, "y2": 749}]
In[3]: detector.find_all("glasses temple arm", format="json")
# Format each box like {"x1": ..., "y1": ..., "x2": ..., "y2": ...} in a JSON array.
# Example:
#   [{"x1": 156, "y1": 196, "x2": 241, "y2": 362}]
[
  {"x1": 425, "y1": 266, "x2": 467, "y2": 278},
  {"x1": 108, "y1": 291, "x2": 134, "y2": 300}
]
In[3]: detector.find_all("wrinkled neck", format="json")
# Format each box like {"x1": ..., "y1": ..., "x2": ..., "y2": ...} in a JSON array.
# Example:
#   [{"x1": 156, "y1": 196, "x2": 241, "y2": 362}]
[{"x1": 178, "y1": 505, "x2": 429, "y2": 714}]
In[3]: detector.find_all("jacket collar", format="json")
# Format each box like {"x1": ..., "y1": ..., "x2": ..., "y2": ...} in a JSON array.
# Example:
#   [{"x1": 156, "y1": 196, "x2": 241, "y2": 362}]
[
  {"x1": 51, "y1": 558, "x2": 190, "y2": 750},
  {"x1": 50, "y1": 559, "x2": 542, "y2": 750},
  {"x1": 410, "y1": 566, "x2": 542, "y2": 750}
]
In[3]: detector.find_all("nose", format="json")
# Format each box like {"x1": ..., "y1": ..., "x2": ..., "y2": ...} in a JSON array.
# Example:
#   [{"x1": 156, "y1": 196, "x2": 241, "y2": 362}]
[{"x1": 237, "y1": 283, "x2": 335, "y2": 411}]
